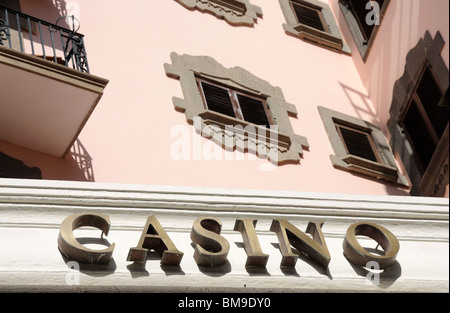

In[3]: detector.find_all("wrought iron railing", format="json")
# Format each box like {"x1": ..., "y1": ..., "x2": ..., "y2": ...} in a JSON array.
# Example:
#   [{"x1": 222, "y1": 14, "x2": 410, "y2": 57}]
[{"x1": 0, "y1": 5, "x2": 89, "y2": 73}]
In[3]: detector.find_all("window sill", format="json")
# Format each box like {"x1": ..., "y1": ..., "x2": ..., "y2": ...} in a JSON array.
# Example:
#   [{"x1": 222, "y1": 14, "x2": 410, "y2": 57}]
[
  {"x1": 331, "y1": 155, "x2": 407, "y2": 186},
  {"x1": 198, "y1": 110, "x2": 292, "y2": 152},
  {"x1": 284, "y1": 23, "x2": 349, "y2": 53}
]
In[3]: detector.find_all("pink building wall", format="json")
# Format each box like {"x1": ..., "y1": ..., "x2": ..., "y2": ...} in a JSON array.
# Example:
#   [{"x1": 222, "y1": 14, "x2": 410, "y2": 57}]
[{"x1": 2, "y1": 0, "x2": 447, "y2": 196}]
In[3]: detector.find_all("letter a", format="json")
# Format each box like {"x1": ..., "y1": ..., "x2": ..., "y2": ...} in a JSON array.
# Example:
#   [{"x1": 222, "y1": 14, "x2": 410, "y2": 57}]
[
  {"x1": 365, "y1": 1, "x2": 381, "y2": 26},
  {"x1": 127, "y1": 215, "x2": 184, "y2": 266}
]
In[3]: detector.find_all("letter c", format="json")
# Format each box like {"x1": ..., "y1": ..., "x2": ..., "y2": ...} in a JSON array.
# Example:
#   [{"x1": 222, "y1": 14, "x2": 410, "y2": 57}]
[{"x1": 58, "y1": 213, "x2": 115, "y2": 265}]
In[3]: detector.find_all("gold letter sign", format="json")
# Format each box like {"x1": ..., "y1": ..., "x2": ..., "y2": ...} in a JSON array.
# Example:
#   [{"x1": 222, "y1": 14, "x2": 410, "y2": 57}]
[
  {"x1": 270, "y1": 220, "x2": 331, "y2": 269},
  {"x1": 127, "y1": 215, "x2": 184, "y2": 266},
  {"x1": 190, "y1": 217, "x2": 230, "y2": 267},
  {"x1": 58, "y1": 213, "x2": 115, "y2": 265},
  {"x1": 234, "y1": 219, "x2": 269, "y2": 268},
  {"x1": 343, "y1": 222, "x2": 400, "y2": 269}
]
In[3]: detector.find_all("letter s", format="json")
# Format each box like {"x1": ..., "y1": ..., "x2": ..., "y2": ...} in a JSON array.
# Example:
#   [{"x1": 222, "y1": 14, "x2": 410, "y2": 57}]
[{"x1": 190, "y1": 217, "x2": 230, "y2": 267}]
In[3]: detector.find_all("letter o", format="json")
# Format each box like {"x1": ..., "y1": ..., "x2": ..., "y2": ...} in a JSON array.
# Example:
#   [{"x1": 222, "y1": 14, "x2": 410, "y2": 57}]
[{"x1": 343, "y1": 222, "x2": 399, "y2": 269}]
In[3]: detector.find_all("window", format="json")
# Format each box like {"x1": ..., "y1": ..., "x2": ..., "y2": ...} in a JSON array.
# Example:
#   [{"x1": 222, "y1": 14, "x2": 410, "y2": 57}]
[
  {"x1": 165, "y1": 53, "x2": 310, "y2": 165},
  {"x1": 0, "y1": 151, "x2": 42, "y2": 179},
  {"x1": 335, "y1": 123, "x2": 380, "y2": 163},
  {"x1": 318, "y1": 106, "x2": 408, "y2": 186},
  {"x1": 290, "y1": 1, "x2": 328, "y2": 32},
  {"x1": 401, "y1": 65, "x2": 448, "y2": 175},
  {"x1": 279, "y1": 0, "x2": 350, "y2": 54},
  {"x1": 388, "y1": 31, "x2": 449, "y2": 197},
  {"x1": 174, "y1": 0, "x2": 263, "y2": 27},
  {"x1": 197, "y1": 78, "x2": 272, "y2": 128},
  {"x1": 338, "y1": 0, "x2": 390, "y2": 61}
]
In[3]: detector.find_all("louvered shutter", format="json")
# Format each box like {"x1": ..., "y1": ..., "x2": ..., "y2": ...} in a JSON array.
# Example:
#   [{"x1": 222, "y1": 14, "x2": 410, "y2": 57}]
[
  {"x1": 201, "y1": 82, "x2": 236, "y2": 119},
  {"x1": 237, "y1": 94, "x2": 271, "y2": 128},
  {"x1": 291, "y1": 2, "x2": 325, "y2": 32},
  {"x1": 212, "y1": 0, "x2": 246, "y2": 14},
  {"x1": 338, "y1": 127, "x2": 378, "y2": 162}
]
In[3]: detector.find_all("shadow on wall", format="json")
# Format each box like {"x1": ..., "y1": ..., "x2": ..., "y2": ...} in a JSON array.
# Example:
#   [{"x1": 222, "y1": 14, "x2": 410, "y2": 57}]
[
  {"x1": 22, "y1": 0, "x2": 73, "y2": 28},
  {"x1": 68, "y1": 139, "x2": 95, "y2": 182},
  {"x1": 0, "y1": 138, "x2": 95, "y2": 182},
  {"x1": 339, "y1": 82, "x2": 379, "y2": 124}
]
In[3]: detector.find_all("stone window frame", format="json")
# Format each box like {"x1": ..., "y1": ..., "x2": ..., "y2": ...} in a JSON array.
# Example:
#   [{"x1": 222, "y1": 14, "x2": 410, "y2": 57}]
[
  {"x1": 318, "y1": 106, "x2": 409, "y2": 187},
  {"x1": 279, "y1": 0, "x2": 351, "y2": 54},
  {"x1": 174, "y1": 0, "x2": 263, "y2": 27},
  {"x1": 164, "y1": 52, "x2": 310, "y2": 165},
  {"x1": 387, "y1": 31, "x2": 449, "y2": 197},
  {"x1": 338, "y1": 0, "x2": 390, "y2": 62}
]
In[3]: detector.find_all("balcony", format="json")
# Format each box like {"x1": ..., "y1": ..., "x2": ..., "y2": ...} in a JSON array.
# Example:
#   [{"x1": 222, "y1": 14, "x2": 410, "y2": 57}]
[{"x1": 0, "y1": 6, "x2": 108, "y2": 157}]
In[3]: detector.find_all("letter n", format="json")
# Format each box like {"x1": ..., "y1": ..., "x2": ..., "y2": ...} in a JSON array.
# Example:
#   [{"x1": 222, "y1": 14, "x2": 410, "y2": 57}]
[
  {"x1": 127, "y1": 215, "x2": 184, "y2": 266},
  {"x1": 270, "y1": 220, "x2": 331, "y2": 269}
]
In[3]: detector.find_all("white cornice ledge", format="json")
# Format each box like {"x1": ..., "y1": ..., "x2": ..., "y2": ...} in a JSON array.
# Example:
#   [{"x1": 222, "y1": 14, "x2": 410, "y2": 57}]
[
  {"x1": 0, "y1": 179, "x2": 448, "y2": 241},
  {"x1": 0, "y1": 178, "x2": 448, "y2": 218}
]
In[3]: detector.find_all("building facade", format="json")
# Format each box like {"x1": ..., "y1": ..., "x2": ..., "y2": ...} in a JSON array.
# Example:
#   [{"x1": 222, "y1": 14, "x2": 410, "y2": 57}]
[{"x1": 0, "y1": 0, "x2": 448, "y2": 293}]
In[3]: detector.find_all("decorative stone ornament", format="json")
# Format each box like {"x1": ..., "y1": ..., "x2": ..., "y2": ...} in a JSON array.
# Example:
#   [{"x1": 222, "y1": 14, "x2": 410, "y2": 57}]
[{"x1": 174, "y1": 0, "x2": 263, "y2": 26}]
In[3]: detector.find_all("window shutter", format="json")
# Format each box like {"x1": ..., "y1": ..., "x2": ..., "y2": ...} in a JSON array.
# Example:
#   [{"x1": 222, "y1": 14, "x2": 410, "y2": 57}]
[
  {"x1": 237, "y1": 94, "x2": 271, "y2": 128},
  {"x1": 211, "y1": 0, "x2": 247, "y2": 14},
  {"x1": 201, "y1": 82, "x2": 236, "y2": 119},
  {"x1": 403, "y1": 100, "x2": 437, "y2": 173},
  {"x1": 338, "y1": 126, "x2": 378, "y2": 162},
  {"x1": 291, "y1": 1, "x2": 325, "y2": 32},
  {"x1": 416, "y1": 67, "x2": 448, "y2": 138}
]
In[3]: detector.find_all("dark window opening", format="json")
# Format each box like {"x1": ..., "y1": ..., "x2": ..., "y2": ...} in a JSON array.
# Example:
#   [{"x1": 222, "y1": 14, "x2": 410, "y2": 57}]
[
  {"x1": 0, "y1": 0, "x2": 21, "y2": 11},
  {"x1": 416, "y1": 66, "x2": 448, "y2": 138},
  {"x1": 402, "y1": 65, "x2": 449, "y2": 174},
  {"x1": 200, "y1": 82, "x2": 236, "y2": 119},
  {"x1": 290, "y1": 0, "x2": 327, "y2": 32},
  {"x1": 212, "y1": 0, "x2": 247, "y2": 14},
  {"x1": 0, "y1": 151, "x2": 42, "y2": 179},
  {"x1": 335, "y1": 123, "x2": 379, "y2": 162},
  {"x1": 198, "y1": 79, "x2": 272, "y2": 128}
]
